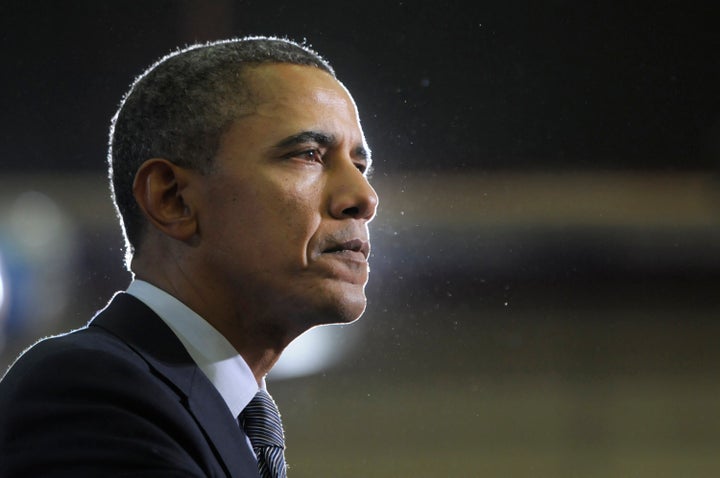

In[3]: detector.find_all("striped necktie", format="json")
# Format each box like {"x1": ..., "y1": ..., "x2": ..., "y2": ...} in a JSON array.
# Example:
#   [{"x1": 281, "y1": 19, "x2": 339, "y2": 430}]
[{"x1": 240, "y1": 390, "x2": 287, "y2": 478}]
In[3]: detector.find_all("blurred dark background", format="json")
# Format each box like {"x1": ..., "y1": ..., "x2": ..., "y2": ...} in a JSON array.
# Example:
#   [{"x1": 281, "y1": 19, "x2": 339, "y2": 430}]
[
  {"x1": 1, "y1": 1, "x2": 719, "y2": 476},
  {"x1": 2, "y1": 1, "x2": 720, "y2": 173}
]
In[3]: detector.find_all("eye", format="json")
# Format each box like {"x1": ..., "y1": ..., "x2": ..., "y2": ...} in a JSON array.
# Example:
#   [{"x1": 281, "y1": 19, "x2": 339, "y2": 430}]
[
  {"x1": 354, "y1": 161, "x2": 367, "y2": 174},
  {"x1": 289, "y1": 148, "x2": 323, "y2": 163}
]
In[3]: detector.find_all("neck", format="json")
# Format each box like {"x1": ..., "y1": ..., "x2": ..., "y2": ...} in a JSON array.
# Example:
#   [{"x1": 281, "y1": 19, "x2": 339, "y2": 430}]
[{"x1": 131, "y1": 254, "x2": 293, "y2": 384}]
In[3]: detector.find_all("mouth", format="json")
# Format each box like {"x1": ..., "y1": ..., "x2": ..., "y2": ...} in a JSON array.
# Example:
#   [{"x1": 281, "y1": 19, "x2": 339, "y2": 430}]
[{"x1": 322, "y1": 238, "x2": 370, "y2": 260}]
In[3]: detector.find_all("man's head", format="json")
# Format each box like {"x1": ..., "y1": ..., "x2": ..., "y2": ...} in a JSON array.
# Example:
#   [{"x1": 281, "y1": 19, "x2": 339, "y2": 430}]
[
  {"x1": 109, "y1": 37, "x2": 335, "y2": 262},
  {"x1": 108, "y1": 37, "x2": 378, "y2": 343}
]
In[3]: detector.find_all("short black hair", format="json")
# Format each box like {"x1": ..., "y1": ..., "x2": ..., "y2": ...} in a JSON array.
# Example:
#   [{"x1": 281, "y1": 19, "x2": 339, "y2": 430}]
[{"x1": 108, "y1": 36, "x2": 334, "y2": 266}]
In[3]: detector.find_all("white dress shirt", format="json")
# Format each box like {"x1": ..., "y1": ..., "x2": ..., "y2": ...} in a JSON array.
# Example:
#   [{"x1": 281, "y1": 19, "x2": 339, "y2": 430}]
[{"x1": 126, "y1": 279, "x2": 261, "y2": 419}]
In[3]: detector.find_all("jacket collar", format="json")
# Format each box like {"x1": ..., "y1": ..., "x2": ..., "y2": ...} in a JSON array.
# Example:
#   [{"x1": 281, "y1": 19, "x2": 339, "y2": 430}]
[{"x1": 90, "y1": 292, "x2": 259, "y2": 477}]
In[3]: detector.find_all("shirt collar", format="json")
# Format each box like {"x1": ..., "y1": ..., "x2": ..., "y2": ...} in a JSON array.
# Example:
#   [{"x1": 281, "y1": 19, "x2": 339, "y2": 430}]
[{"x1": 126, "y1": 279, "x2": 260, "y2": 418}]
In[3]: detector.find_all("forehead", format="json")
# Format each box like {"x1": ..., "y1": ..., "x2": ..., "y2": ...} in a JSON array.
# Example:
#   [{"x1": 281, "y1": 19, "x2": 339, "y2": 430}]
[
  {"x1": 241, "y1": 64, "x2": 358, "y2": 120},
  {"x1": 215, "y1": 63, "x2": 368, "y2": 158}
]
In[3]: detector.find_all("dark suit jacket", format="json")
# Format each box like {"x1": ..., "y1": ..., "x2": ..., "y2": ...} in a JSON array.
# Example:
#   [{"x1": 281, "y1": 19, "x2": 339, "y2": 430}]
[{"x1": 0, "y1": 293, "x2": 261, "y2": 477}]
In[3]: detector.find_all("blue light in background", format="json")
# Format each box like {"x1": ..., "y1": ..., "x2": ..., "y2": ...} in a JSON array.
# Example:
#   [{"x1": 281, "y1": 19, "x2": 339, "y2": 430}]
[
  {"x1": 0, "y1": 252, "x2": 5, "y2": 311},
  {"x1": 0, "y1": 191, "x2": 77, "y2": 344},
  {"x1": 0, "y1": 250, "x2": 6, "y2": 340}
]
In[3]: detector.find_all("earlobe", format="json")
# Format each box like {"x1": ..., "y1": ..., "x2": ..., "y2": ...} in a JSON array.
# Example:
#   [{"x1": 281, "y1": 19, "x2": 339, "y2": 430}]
[{"x1": 133, "y1": 159, "x2": 198, "y2": 243}]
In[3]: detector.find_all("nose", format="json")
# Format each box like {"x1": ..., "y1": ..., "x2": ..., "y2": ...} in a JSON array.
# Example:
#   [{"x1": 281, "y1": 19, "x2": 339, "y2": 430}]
[{"x1": 328, "y1": 161, "x2": 379, "y2": 221}]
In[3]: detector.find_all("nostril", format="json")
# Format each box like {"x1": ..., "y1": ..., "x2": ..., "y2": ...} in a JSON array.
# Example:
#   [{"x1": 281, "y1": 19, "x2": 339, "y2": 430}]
[{"x1": 342, "y1": 206, "x2": 360, "y2": 217}]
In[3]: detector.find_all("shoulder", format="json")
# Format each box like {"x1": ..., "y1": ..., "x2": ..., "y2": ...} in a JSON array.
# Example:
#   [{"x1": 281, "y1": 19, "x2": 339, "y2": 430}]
[
  {"x1": 0, "y1": 324, "x2": 185, "y2": 435},
  {"x1": 0, "y1": 290, "x2": 193, "y2": 418},
  {"x1": 0, "y1": 291, "x2": 188, "y2": 397},
  {"x1": 1, "y1": 323, "x2": 153, "y2": 396},
  {"x1": 0, "y1": 313, "x2": 211, "y2": 476}
]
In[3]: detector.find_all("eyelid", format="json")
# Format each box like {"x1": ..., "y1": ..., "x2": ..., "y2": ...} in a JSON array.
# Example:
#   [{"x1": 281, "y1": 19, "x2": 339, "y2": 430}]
[
  {"x1": 281, "y1": 143, "x2": 373, "y2": 177},
  {"x1": 354, "y1": 160, "x2": 368, "y2": 174},
  {"x1": 284, "y1": 146, "x2": 324, "y2": 161}
]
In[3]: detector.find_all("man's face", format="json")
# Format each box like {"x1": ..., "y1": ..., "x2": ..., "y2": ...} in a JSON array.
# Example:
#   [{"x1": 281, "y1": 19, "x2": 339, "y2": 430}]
[{"x1": 191, "y1": 64, "x2": 378, "y2": 337}]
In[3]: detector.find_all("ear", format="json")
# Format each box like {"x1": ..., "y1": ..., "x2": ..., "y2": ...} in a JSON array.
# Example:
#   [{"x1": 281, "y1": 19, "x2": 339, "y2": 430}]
[{"x1": 132, "y1": 158, "x2": 199, "y2": 243}]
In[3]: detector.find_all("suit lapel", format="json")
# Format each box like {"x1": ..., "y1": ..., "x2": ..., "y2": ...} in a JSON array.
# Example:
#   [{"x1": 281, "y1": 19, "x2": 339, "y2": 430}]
[{"x1": 90, "y1": 293, "x2": 259, "y2": 477}]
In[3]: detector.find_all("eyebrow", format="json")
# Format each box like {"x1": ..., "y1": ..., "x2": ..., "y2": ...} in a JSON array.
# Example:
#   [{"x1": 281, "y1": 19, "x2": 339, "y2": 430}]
[
  {"x1": 273, "y1": 130, "x2": 373, "y2": 171},
  {"x1": 274, "y1": 131, "x2": 335, "y2": 149}
]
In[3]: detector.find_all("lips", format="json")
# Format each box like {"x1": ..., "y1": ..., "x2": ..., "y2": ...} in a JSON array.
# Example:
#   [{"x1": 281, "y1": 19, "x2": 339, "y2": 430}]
[{"x1": 322, "y1": 238, "x2": 370, "y2": 260}]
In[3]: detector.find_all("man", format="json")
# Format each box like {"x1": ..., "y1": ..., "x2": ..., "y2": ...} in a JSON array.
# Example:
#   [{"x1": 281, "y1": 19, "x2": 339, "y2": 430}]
[{"x1": 0, "y1": 36, "x2": 378, "y2": 477}]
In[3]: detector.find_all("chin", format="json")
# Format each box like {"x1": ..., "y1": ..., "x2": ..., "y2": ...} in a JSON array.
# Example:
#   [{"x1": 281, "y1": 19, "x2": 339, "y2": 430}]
[
  {"x1": 312, "y1": 286, "x2": 368, "y2": 326},
  {"x1": 278, "y1": 281, "x2": 369, "y2": 338},
  {"x1": 336, "y1": 298, "x2": 368, "y2": 324}
]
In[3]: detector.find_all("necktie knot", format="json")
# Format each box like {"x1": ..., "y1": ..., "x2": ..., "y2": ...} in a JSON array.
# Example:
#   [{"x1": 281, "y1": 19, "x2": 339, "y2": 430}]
[{"x1": 240, "y1": 390, "x2": 287, "y2": 478}]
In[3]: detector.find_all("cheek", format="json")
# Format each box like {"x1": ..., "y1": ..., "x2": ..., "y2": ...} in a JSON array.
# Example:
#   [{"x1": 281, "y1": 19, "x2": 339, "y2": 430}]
[
  {"x1": 238, "y1": 177, "x2": 324, "y2": 257},
  {"x1": 275, "y1": 184, "x2": 323, "y2": 253}
]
